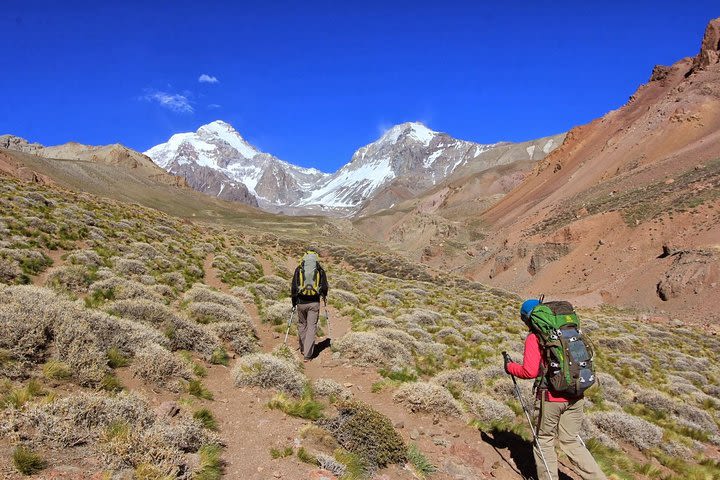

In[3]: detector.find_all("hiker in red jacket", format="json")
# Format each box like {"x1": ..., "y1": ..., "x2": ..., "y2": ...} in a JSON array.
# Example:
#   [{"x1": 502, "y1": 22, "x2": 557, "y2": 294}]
[{"x1": 505, "y1": 299, "x2": 606, "y2": 480}]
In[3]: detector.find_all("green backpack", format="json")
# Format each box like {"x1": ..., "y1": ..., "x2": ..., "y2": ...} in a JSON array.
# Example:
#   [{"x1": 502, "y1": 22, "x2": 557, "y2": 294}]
[{"x1": 528, "y1": 300, "x2": 596, "y2": 397}]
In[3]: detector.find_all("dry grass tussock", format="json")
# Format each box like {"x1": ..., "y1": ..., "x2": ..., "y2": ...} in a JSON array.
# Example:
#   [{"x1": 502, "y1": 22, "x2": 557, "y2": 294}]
[
  {"x1": 432, "y1": 367, "x2": 484, "y2": 392},
  {"x1": 461, "y1": 392, "x2": 515, "y2": 425},
  {"x1": 232, "y1": 353, "x2": 307, "y2": 397},
  {"x1": 313, "y1": 378, "x2": 352, "y2": 400},
  {"x1": 333, "y1": 332, "x2": 413, "y2": 370},
  {"x1": 588, "y1": 411, "x2": 663, "y2": 451},
  {"x1": 0, "y1": 285, "x2": 170, "y2": 384},
  {"x1": 10, "y1": 391, "x2": 218, "y2": 477},
  {"x1": 106, "y1": 298, "x2": 224, "y2": 358},
  {"x1": 132, "y1": 344, "x2": 192, "y2": 391},
  {"x1": 393, "y1": 381, "x2": 464, "y2": 418},
  {"x1": 208, "y1": 321, "x2": 259, "y2": 356},
  {"x1": 184, "y1": 284, "x2": 248, "y2": 313}
]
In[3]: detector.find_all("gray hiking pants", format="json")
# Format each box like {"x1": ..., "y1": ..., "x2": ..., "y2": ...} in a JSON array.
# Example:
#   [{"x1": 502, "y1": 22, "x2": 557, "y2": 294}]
[
  {"x1": 297, "y1": 302, "x2": 319, "y2": 360},
  {"x1": 534, "y1": 397, "x2": 607, "y2": 480}
]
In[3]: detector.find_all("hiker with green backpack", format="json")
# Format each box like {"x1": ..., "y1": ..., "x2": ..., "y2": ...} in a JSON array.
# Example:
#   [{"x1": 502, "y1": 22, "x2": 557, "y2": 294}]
[
  {"x1": 504, "y1": 298, "x2": 606, "y2": 480},
  {"x1": 290, "y1": 248, "x2": 329, "y2": 362}
]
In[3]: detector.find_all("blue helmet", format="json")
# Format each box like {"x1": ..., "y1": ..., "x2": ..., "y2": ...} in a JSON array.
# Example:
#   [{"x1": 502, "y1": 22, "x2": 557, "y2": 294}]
[{"x1": 520, "y1": 299, "x2": 541, "y2": 321}]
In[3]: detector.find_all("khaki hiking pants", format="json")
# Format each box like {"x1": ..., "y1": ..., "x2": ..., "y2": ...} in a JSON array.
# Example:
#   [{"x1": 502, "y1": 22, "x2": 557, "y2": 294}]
[
  {"x1": 297, "y1": 302, "x2": 319, "y2": 360},
  {"x1": 533, "y1": 396, "x2": 607, "y2": 480}
]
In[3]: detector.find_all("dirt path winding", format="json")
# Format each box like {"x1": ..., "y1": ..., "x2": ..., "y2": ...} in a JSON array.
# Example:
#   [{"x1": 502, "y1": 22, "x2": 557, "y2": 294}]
[{"x1": 196, "y1": 253, "x2": 567, "y2": 480}]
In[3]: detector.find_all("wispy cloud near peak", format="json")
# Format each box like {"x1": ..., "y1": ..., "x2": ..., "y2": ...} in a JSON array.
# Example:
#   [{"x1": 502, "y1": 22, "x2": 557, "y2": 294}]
[
  {"x1": 198, "y1": 74, "x2": 219, "y2": 84},
  {"x1": 142, "y1": 89, "x2": 194, "y2": 113}
]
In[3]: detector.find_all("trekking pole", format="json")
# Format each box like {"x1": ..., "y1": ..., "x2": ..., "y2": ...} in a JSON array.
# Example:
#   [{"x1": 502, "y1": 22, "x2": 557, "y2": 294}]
[
  {"x1": 322, "y1": 297, "x2": 331, "y2": 340},
  {"x1": 283, "y1": 306, "x2": 296, "y2": 345},
  {"x1": 502, "y1": 351, "x2": 553, "y2": 480}
]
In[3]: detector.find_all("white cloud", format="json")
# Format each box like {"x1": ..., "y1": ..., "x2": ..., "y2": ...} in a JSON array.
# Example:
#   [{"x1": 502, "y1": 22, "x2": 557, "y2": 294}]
[
  {"x1": 207, "y1": 104, "x2": 222, "y2": 109},
  {"x1": 198, "y1": 74, "x2": 219, "y2": 84},
  {"x1": 143, "y1": 90, "x2": 193, "y2": 113}
]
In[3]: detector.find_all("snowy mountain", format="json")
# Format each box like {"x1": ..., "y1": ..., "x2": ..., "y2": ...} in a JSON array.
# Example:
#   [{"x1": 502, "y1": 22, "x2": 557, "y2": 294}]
[
  {"x1": 296, "y1": 122, "x2": 497, "y2": 212},
  {"x1": 144, "y1": 121, "x2": 327, "y2": 209},
  {"x1": 145, "y1": 120, "x2": 561, "y2": 216}
]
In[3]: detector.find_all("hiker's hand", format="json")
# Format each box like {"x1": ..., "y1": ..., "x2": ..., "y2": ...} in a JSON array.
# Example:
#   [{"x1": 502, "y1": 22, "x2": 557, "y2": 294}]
[
  {"x1": 502, "y1": 351, "x2": 512, "y2": 374},
  {"x1": 291, "y1": 297, "x2": 297, "y2": 308}
]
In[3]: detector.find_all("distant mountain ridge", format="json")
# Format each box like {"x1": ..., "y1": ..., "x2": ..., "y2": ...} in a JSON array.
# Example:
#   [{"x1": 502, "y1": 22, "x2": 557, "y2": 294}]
[{"x1": 145, "y1": 120, "x2": 562, "y2": 216}]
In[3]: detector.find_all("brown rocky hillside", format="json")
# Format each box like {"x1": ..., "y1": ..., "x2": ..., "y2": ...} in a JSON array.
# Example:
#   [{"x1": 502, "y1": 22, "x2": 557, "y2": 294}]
[{"x1": 357, "y1": 18, "x2": 720, "y2": 324}]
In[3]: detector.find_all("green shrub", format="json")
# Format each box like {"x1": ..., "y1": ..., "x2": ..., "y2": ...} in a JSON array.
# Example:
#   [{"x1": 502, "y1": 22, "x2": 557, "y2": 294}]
[
  {"x1": 195, "y1": 444, "x2": 223, "y2": 480},
  {"x1": 268, "y1": 392, "x2": 325, "y2": 420},
  {"x1": 407, "y1": 443, "x2": 436, "y2": 478},
  {"x1": 193, "y1": 408, "x2": 219, "y2": 431},
  {"x1": 318, "y1": 400, "x2": 407, "y2": 469},
  {"x1": 187, "y1": 379, "x2": 214, "y2": 400},
  {"x1": 12, "y1": 446, "x2": 46, "y2": 475},
  {"x1": 100, "y1": 373, "x2": 124, "y2": 392},
  {"x1": 270, "y1": 446, "x2": 293, "y2": 459},
  {"x1": 297, "y1": 447, "x2": 319, "y2": 466},
  {"x1": 42, "y1": 359, "x2": 72, "y2": 380},
  {"x1": 107, "y1": 347, "x2": 129, "y2": 368},
  {"x1": 209, "y1": 348, "x2": 229, "y2": 366}
]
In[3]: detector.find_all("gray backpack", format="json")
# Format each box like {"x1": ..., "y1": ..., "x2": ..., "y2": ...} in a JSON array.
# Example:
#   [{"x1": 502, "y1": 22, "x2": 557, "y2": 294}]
[{"x1": 299, "y1": 252, "x2": 320, "y2": 296}]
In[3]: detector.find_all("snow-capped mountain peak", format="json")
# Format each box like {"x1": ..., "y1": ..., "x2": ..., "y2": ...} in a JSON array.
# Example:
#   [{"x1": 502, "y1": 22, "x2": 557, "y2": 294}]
[
  {"x1": 146, "y1": 120, "x2": 562, "y2": 216},
  {"x1": 380, "y1": 122, "x2": 437, "y2": 147},
  {"x1": 144, "y1": 120, "x2": 329, "y2": 209}
]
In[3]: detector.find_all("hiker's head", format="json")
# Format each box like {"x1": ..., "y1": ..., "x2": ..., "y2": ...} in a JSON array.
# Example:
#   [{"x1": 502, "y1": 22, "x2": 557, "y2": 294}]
[
  {"x1": 305, "y1": 245, "x2": 319, "y2": 255},
  {"x1": 520, "y1": 299, "x2": 540, "y2": 326}
]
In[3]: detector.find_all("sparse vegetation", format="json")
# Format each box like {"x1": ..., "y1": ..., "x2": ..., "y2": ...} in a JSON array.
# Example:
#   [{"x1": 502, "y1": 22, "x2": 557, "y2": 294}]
[
  {"x1": 12, "y1": 446, "x2": 46, "y2": 475},
  {"x1": 0, "y1": 174, "x2": 718, "y2": 478}
]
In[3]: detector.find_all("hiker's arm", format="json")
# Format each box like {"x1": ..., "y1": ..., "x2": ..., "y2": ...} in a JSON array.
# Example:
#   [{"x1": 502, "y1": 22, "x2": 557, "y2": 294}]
[
  {"x1": 290, "y1": 268, "x2": 299, "y2": 306},
  {"x1": 319, "y1": 266, "x2": 328, "y2": 299},
  {"x1": 506, "y1": 334, "x2": 542, "y2": 379}
]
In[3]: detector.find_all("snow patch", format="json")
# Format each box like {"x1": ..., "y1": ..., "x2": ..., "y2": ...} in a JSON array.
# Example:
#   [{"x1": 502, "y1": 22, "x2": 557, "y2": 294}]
[
  {"x1": 526, "y1": 145, "x2": 536, "y2": 158},
  {"x1": 543, "y1": 139, "x2": 555, "y2": 154}
]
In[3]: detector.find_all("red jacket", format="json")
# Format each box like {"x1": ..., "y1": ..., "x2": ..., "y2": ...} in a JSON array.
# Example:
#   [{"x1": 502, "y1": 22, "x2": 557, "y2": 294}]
[{"x1": 506, "y1": 333, "x2": 572, "y2": 402}]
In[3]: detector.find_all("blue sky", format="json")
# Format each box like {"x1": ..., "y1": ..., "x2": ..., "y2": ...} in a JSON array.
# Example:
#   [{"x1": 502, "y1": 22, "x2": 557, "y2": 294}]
[{"x1": 1, "y1": 1, "x2": 716, "y2": 172}]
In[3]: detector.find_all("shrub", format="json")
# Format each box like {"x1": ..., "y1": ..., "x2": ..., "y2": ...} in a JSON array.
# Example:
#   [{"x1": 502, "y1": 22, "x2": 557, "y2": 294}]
[
  {"x1": 318, "y1": 400, "x2": 406, "y2": 469},
  {"x1": 588, "y1": 411, "x2": 663, "y2": 450},
  {"x1": 407, "y1": 444, "x2": 436, "y2": 479},
  {"x1": 132, "y1": 344, "x2": 192, "y2": 391},
  {"x1": 89, "y1": 277, "x2": 164, "y2": 303},
  {"x1": 66, "y1": 249, "x2": 103, "y2": 267},
  {"x1": 262, "y1": 301, "x2": 293, "y2": 325},
  {"x1": 268, "y1": 392, "x2": 325, "y2": 420},
  {"x1": 432, "y1": 367, "x2": 484, "y2": 392},
  {"x1": 208, "y1": 321, "x2": 259, "y2": 356},
  {"x1": 29, "y1": 392, "x2": 155, "y2": 448},
  {"x1": 47, "y1": 265, "x2": 94, "y2": 293},
  {"x1": 332, "y1": 332, "x2": 412, "y2": 370},
  {"x1": 184, "y1": 285, "x2": 247, "y2": 313},
  {"x1": 393, "y1": 382, "x2": 464, "y2": 418},
  {"x1": 187, "y1": 302, "x2": 246, "y2": 325},
  {"x1": 107, "y1": 299, "x2": 221, "y2": 359},
  {"x1": 232, "y1": 353, "x2": 307, "y2": 397},
  {"x1": 114, "y1": 258, "x2": 148, "y2": 276},
  {"x1": 193, "y1": 409, "x2": 219, "y2": 431},
  {"x1": 42, "y1": 359, "x2": 72, "y2": 380},
  {"x1": 12, "y1": 445, "x2": 46, "y2": 475},
  {"x1": 0, "y1": 257, "x2": 23, "y2": 284},
  {"x1": 332, "y1": 289, "x2": 359, "y2": 306},
  {"x1": 461, "y1": 392, "x2": 515, "y2": 425},
  {"x1": 314, "y1": 378, "x2": 352, "y2": 400}
]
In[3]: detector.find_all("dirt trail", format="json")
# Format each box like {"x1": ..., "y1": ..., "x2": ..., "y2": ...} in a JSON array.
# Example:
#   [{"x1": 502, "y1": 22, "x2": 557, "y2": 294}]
[
  {"x1": 194, "y1": 255, "x2": 573, "y2": 480},
  {"x1": 33, "y1": 248, "x2": 67, "y2": 287}
]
